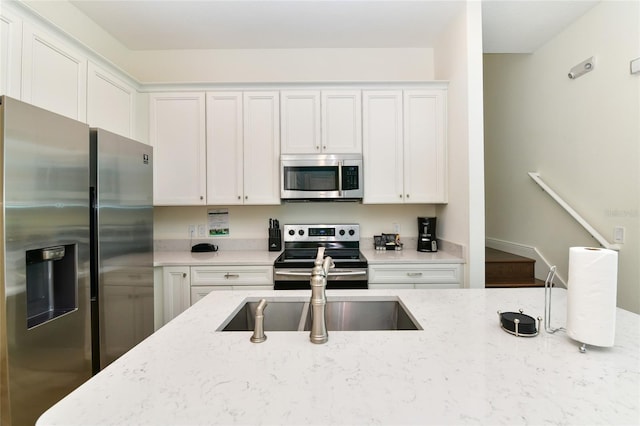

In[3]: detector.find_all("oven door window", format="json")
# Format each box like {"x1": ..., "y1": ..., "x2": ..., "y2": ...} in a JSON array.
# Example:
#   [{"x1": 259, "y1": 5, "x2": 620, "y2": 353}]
[{"x1": 283, "y1": 166, "x2": 338, "y2": 191}]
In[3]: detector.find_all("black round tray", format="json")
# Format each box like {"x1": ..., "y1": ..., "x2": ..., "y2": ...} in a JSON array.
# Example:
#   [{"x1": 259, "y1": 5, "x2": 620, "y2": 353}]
[{"x1": 498, "y1": 310, "x2": 541, "y2": 337}]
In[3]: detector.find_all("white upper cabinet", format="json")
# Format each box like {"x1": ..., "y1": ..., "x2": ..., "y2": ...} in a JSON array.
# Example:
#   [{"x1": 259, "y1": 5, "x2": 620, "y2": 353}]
[
  {"x1": 363, "y1": 89, "x2": 447, "y2": 204},
  {"x1": 281, "y1": 89, "x2": 361, "y2": 154},
  {"x1": 87, "y1": 62, "x2": 137, "y2": 138},
  {"x1": 21, "y1": 22, "x2": 87, "y2": 121},
  {"x1": 362, "y1": 90, "x2": 404, "y2": 203},
  {"x1": 321, "y1": 90, "x2": 362, "y2": 153},
  {"x1": 403, "y1": 89, "x2": 447, "y2": 203},
  {"x1": 206, "y1": 91, "x2": 281, "y2": 205},
  {"x1": 150, "y1": 92, "x2": 207, "y2": 206},
  {"x1": 280, "y1": 90, "x2": 321, "y2": 154},
  {"x1": 206, "y1": 92, "x2": 244, "y2": 205},
  {"x1": 242, "y1": 91, "x2": 281, "y2": 204},
  {"x1": 1, "y1": 8, "x2": 23, "y2": 98}
]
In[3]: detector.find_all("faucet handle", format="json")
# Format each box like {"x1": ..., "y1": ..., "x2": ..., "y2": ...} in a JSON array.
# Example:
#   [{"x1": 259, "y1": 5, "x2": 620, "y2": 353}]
[{"x1": 322, "y1": 256, "x2": 335, "y2": 275}]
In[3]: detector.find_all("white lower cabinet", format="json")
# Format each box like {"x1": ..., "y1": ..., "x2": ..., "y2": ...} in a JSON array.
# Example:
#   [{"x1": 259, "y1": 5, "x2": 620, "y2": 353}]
[
  {"x1": 190, "y1": 265, "x2": 274, "y2": 305},
  {"x1": 368, "y1": 264, "x2": 462, "y2": 289},
  {"x1": 162, "y1": 266, "x2": 191, "y2": 324}
]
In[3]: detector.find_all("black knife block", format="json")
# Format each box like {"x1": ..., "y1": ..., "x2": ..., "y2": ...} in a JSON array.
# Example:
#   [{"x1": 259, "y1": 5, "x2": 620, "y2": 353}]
[{"x1": 268, "y1": 228, "x2": 281, "y2": 252}]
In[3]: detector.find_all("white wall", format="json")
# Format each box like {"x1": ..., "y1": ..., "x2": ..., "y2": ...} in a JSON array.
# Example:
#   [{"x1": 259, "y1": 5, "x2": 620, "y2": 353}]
[
  {"x1": 131, "y1": 48, "x2": 435, "y2": 84},
  {"x1": 19, "y1": 1, "x2": 436, "y2": 84},
  {"x1": 484, "y1": 1, "x2": 640, "y2": 313},
  {"x1": 154, "y1": 204, "x2": 437, "y2": 241},
  {"x1": 433, "y1": 2, "x2": 485, "y2": 288}
]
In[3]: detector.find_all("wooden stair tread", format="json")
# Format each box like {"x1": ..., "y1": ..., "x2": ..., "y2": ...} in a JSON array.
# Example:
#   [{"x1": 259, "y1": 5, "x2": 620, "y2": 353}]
[
  {"x1": 485, "y1": 247, "x2": 538, "y2": 288},
  {"x1": 485, "y1": 247, "x2": 535, "y2": 263}
]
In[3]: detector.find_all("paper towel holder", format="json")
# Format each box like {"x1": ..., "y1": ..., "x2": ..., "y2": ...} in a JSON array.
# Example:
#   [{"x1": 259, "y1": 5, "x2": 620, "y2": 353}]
[{"x1": 544, "y1": 265, "x2": 588, "y2": 353}]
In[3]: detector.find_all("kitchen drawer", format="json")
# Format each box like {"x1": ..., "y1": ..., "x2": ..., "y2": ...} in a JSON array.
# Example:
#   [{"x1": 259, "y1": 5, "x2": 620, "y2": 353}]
[
  {"x1": 190, "y1": 265, "x2": 273, "y2": 286},
  {"x1": 368, "y1": 264, "x2": 462, "y2": 286}
]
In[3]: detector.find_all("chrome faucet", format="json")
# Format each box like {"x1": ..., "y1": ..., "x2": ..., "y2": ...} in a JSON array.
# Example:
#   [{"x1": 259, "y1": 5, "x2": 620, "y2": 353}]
[{"x1": 309, "y1": 247, "x2": 333, "y2": 344}]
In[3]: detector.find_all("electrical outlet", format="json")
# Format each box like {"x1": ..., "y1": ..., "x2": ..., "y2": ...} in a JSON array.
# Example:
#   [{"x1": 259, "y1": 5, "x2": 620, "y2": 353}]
[
  {"x1": 614, "y1": 226, "x2": 625, "y2": 244},
  {"x1": 198, "y1": 224, "x2": 206, "y2": 238},
  {"x1": 188, "y1": 225, "x2": 196, "y2": 237}
]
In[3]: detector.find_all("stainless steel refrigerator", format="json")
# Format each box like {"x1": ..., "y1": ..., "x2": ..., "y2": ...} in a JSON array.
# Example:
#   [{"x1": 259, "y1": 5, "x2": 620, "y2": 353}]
[
  {"x1": 0, "y1": 96, "x2": 92, "y2": 426},
  {"x1": 89, "y1": 128, "x2": 154, "y2": 374},
  {"x1": 0, "y1": 97, "x2": 155, "y2": 425}
]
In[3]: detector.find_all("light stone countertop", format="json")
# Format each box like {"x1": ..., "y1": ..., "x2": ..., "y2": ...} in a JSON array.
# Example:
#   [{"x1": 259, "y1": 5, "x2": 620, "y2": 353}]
[
  {"x1": 154, "y1": 248, "x2": 463, "y2": 267},
  {"x1": 37, "y1": 288, "x2": 640, "y2": 425},
  {"x1": 361, "y1": 247, "x2": 464, "y2": 264},
  {"x1": 154, "y1": 250, "x2": 282, "y2": 267}
]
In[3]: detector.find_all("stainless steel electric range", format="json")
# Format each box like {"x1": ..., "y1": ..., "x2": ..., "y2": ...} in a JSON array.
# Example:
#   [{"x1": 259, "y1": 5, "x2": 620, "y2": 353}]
[{"x1": 273, "y1": 224, "x2": 368, "y2": 290}]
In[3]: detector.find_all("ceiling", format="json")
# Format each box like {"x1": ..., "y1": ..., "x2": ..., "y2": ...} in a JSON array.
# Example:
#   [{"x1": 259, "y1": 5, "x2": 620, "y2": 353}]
[{"x1": 67, "y1": 0, "x2": 600, "y2": 53}]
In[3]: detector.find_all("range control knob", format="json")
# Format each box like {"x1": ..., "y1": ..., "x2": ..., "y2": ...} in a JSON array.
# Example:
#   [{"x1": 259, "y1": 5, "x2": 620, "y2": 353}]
[
  {"x1": 288, "y1": 229, "x2": 295, "y2": 236},
  {"x1": 349, "y1": 229, "x2": 356, "y2": 236},
  {"x1": 298, "y1": 229, "x2": 305, "y2": 236},
  {"x1": 339, "y1": 229, "x2": 346, "y2": 236}
]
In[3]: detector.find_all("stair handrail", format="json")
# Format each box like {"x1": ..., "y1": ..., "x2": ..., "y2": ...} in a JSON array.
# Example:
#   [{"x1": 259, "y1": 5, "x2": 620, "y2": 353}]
[{"x1": 528, "y1": 172, "x2": 620, "y2": 251}]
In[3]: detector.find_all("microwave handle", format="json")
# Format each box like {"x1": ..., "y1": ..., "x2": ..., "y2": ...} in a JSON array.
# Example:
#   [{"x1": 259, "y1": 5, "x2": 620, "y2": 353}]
[{"x1": 338, "y1": 160, "x2": 343, "y2": 196}]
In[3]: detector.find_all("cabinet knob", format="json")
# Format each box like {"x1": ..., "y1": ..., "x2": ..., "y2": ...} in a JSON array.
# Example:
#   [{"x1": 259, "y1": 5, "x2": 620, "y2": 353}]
[
  {"x1": 406, "y1": 194, "x2": 410, "y2": 198},
  {"x1": 200, "y1": 196, "x2": 204, "y2": 200},
  {"x1": 399, "y1": 194, "x2": 403, "y2": 198},
  {"x1": 182, "y1": 273, "x2": 187, "y2": 278},
  {"x1": 245, "y1": 195, "x2": 248, "y2": 200},
  {"x1": 237, "y1": 195, "x2": 241, "y2": 200},
  {"x1": 316, "y1": 146, "x2": 320, "y2": 150},
  {"x1": 323, "y1": 146, "x2": 327, "y2": 150}
]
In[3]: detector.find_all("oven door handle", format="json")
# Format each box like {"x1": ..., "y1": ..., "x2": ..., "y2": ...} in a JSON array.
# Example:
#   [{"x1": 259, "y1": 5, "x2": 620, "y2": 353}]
[
  {"x1": 328, "y1": 271, "x2": 367, "y2": 277},
  {"x1": 274, "y1": 270, "x2": 367, "y2": 277},
  {"x1": 274, "y1": 271, "x2": 313, "y2": 277}
]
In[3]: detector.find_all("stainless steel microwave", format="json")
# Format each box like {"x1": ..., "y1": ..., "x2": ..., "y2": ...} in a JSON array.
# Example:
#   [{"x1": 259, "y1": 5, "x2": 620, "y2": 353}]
[{"x1": 280, "y1": 154, "x2": 364, "y2": 201}]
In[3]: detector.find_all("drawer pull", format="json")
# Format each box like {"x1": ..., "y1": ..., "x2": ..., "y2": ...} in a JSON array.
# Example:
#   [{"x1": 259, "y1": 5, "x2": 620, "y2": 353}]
[
  {"x1": 406, "y1": 272, "x2": 423, "y2": 277},
  {"x1": 224, "y1": 273, "x2": 240, "y2": 279}
]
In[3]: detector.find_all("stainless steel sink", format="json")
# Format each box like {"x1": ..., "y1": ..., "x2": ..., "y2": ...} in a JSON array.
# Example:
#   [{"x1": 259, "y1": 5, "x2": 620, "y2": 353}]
[
  {"x1": 218, "y1": 297, "x2": 422, "y2": 332},
  {"x1": 220, "y1": 300, "x2": 307, "y2": 331}
]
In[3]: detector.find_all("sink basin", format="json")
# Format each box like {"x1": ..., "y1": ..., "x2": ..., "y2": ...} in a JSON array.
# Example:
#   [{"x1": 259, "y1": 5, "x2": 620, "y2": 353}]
[
  {"x1": 220, "y1": 300, "x2": 307, "y2": 331},
  {"x1": 218, "y1": 297, "x2": 422, "y2": 332},
  {"x1": 304, "y1": 299, "x2": 421, "y2": 331}
]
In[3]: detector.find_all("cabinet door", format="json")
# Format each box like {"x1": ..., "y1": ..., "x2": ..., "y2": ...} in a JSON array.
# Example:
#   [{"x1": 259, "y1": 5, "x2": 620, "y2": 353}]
[
  {"x1": 403, "y1": 90, "x2": 447, "y2": 203},
  {"x1": 21, "y1": 22, "x2": 87, "y2": 121},
  {"x1": 162, "y1": 266, "x2": 191, "y2": 324},
  {"x1": 280, "y1": 90, "x2": 321, "y2": 154},
  {"x1": 1, "y1": 8, "x2": 22, "y2": 98},
  {"x1": 87, "y1": 62, "x2": 136, "y2": 138},
  {"x1": 362, "y1": 91, "x2": 404, "y2": 203},
  {"x1": 206, "y1": 92, "x2": 244, "y2": 204},
  {"x1": 150, "y1": 93, "x2": 206, "y2": 205},
  {"x1": 322, "y1": 90, "x2": 362, "y2": 153},
  {"x1": 243, "y1": 92, "x2": 281, "y2": 205}
]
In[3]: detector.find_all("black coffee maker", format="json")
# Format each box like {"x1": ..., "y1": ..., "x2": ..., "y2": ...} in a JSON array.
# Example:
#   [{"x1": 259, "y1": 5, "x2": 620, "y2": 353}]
[{"x1": 417, "y1": 217, "x2": 438, "y2": 252}]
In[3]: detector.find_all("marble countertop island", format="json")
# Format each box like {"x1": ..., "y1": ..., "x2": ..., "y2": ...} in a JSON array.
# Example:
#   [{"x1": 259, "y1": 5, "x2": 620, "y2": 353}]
[{"x1": 38, "y1": 288, "x2": 639, "y2": 425}]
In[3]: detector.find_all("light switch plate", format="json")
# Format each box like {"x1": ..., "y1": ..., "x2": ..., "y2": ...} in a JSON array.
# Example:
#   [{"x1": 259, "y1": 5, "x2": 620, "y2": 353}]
[
  {"x1": 614, "y1": 226, "x2": 625, "y2": 244},
  {"x1": 631, "y1": 57, "x2": 640, "y2": 75}
]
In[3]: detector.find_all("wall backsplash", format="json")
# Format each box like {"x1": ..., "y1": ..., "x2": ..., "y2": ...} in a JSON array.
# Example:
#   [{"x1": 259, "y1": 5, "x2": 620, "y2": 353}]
[{"x1": 154, "y1": 204, "x2": 437, "y2": 242}]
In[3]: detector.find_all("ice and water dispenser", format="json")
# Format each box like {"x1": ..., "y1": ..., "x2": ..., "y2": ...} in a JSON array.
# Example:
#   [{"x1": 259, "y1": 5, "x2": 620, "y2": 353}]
[{"x1": 26, "y1": 244, "x2": 78, "y2": 329}]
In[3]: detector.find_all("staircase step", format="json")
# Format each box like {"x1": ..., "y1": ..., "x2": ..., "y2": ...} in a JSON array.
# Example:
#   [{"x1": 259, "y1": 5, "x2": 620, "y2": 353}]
[{"x1": 485, "y1": 247, "x2": 538, "y2": 288}]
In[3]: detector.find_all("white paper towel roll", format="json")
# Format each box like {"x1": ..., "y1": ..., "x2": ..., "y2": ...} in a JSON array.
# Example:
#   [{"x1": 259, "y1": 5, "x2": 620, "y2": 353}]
[{"x1": 566, "y1": 247, "x2": 618, "y2": 347}]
